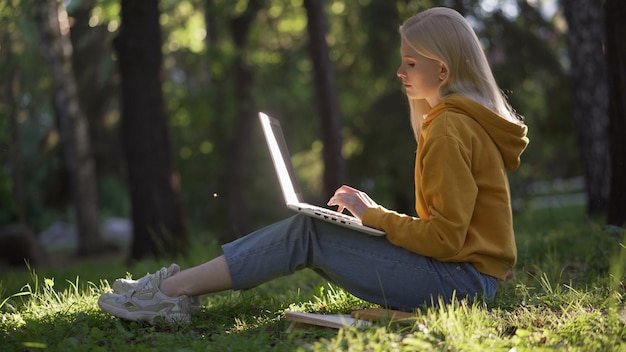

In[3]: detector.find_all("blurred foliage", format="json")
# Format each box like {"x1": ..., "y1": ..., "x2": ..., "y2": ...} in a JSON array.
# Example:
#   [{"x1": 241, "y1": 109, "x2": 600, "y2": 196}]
[{"x1": 0, "y1": 0, "x2": 576, "y2": 238}]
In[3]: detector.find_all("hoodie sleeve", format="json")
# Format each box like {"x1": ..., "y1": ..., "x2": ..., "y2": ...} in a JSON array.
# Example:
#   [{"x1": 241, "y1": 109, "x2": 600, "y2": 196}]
[{"x1": 362, "y1": 134, "x2": 477, "y2": 259}]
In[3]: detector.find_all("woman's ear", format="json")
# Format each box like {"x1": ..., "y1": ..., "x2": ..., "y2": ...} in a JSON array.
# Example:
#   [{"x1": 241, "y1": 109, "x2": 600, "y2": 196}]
[{"x1": 439, "y1": 63, "x2": 449, "y2": 82}]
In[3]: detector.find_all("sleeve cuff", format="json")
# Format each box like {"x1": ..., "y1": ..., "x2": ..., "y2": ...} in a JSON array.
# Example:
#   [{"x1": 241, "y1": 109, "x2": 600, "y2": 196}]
[{"x1": 362, "y1": 206, "x2": 388, "y2": 229}]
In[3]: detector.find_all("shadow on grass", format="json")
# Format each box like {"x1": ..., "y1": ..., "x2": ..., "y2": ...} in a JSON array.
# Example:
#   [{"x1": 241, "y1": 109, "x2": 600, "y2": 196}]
[{"x1": 3, "y1": 283, "x2": 340, "y2": 351}]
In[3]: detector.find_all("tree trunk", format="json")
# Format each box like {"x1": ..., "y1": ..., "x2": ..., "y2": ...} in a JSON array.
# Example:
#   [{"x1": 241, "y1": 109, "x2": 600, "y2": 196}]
[
  {"x1": 562, "y1": 0, "x2": 610, "y2": 216},
  {"x1": 203, "y1": 0, "x2": 217, "y2": 87},
  {"x1": 225, "y1": 0, "x2": 261, "y2": 239},
  {"x1": 35, "y1": 1, "x2": 105, "y2": 256},
  {"x1": 605, "y1": 0, "x2": 626, "y2": 227},
  {"x1": 6, "y1": 64, "x2": 26, "y2": 225},
  {"x1": 115, "y1": 0, "x2": 188, "y2": 260},
  {"x1": 303, "y1": 0, "x2": 346, "y2": 199},
  {"x1": 68, "y1": 1, "x2": 122, "y2": 180}
]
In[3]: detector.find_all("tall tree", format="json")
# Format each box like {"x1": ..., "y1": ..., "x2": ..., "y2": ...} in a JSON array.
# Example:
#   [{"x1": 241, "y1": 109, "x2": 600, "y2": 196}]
[
  {"x1": 34, "y1": 0, "x2": 106, "y2": 255},
  {"x1": 68, "y1": 1, "x2": 122, "y2": 182},
  {"x1": 203, "y1": 0, "x2": 217, "y2": 87},
  {"x1": 562, "y1": 0, "x2": 610, "y2": 216},
  {"x1": 605, "y1": 0, "x2": 626, "y2": 226},
  {"x1": 304, "y1": 0, "x2": 346, "y2": 198},
  {"x1": 115, "y1": 0, "x2": 187, "y2": 260},
  {"x1": 225, "y1": 0, "x2": 262, "y2": 238},
  {"x1": 3, "y1": 56, "x2": 25, "y2": 225}
]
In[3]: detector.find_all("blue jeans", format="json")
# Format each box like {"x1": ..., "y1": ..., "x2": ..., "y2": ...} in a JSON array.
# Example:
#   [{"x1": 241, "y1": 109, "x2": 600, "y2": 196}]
[{"x1": 222, "y1": 215, "x2": 498, "y2": 310}]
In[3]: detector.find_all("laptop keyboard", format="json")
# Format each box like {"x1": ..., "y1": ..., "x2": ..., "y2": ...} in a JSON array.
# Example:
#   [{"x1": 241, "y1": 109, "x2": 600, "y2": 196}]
[{"x1": 311, "y1": 206, "x2": 362, "y2": 225}]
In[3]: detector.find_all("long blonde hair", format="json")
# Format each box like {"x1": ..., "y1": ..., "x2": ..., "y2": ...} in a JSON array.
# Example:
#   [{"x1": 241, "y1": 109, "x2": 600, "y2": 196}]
[{"x1": 399, "y1": 7, "x2": 522, "y2": 142}]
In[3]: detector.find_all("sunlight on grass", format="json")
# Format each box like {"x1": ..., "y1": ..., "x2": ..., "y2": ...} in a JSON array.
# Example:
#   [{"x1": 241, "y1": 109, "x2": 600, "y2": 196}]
[{"x1": 1, "y1": 206, "x2": 626, "y2": 351}]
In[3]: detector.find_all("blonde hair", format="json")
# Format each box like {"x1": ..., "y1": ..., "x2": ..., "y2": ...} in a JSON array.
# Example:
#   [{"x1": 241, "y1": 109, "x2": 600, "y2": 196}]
[{"x1": 399, "y1": 7, "x2": 521, "y2": 141}]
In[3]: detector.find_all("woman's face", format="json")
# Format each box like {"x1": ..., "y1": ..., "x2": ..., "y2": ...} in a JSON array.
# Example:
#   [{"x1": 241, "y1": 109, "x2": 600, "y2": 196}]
[{"x1": 397, "y1": 39, "x2": 446, "y2": 107}]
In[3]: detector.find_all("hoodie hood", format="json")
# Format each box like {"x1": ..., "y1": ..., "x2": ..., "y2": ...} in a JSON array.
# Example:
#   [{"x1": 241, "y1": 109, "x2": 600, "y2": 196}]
[{"x1": 426, "y1": 95, "x2": 529, "y2": 170}]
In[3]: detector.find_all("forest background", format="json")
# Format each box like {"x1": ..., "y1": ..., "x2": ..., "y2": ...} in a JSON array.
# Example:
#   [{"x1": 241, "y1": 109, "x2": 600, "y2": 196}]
[{"x1": 0, "y1": 0, "x2": 624, "y2": 263}]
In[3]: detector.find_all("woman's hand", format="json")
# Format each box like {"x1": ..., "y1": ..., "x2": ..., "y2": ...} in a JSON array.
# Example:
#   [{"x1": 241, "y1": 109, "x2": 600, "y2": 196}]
[{"x1": 327, "y1": 185, "x2": 379, "y2": 220}]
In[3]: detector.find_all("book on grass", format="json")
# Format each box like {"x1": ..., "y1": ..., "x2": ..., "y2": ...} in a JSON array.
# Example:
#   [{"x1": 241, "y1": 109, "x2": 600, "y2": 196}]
[
  {"x1": 350, "y1": 308, "x2": 415, "y2": 323},
  {"x1": 284, "y1": 311, "x2": 371, "y2": 330},
  {"x1": 285, "y1": 308, "x2": 415, "y2": 330}
]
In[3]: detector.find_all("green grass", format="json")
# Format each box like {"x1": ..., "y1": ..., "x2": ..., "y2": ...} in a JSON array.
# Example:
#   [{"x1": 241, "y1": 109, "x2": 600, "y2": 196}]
[{"x1": 2, "y1": 205, "x2": 626, "y2": 351}]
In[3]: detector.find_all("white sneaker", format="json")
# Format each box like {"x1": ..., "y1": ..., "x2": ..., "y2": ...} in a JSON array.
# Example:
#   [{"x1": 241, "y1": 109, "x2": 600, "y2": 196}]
[
  {"x1": 111, "y1": 263, "x2": 201, "y2": 312},
  {"x1": 99, "y1": 268, "x2": 193, "y2": 323},
  {"x1": 112, "y1": 264, "x2": 180, "y2": 294}
]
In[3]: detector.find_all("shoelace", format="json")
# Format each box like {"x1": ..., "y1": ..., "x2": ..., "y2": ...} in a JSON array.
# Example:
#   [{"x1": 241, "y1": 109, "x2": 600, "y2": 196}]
[
  {"x1": 125, "y1": 274, "x2": 155, "y2": 298},
  {"x1": 127, "y1": 266, "x2": 170, "y2": 295}
]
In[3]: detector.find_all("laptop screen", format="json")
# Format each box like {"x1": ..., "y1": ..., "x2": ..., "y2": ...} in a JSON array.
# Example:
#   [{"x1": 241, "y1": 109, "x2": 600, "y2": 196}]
[{"x1": 259, "y1": 112, "x2": 304, "y2": 205}]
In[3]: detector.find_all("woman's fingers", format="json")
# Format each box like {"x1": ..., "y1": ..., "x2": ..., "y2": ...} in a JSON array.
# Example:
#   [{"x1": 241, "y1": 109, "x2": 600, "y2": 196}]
[
  {"x1": 327, "y1": 185, "x2": 357, "y2": 207},
  {"x1": 327, "y1": 185, "x2": 377, "y2": 219}
]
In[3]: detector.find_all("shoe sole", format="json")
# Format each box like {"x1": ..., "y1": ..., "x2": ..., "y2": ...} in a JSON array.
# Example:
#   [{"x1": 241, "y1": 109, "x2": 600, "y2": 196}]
[
  {"x1": 98, "y1": 298, "x2": 190, "y2": 323},
  {"x1": 111, "y1": 281, "x2": 202, "y2": 313}
]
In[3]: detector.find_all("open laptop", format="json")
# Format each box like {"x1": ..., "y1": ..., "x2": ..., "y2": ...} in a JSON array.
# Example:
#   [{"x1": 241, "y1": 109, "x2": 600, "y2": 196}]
[{"x1": 259, "y1": 112, "x2": 385, "y2": 236}]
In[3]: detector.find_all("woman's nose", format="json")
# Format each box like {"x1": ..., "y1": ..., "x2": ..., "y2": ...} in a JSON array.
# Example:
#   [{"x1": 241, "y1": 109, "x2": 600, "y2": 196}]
[{"x1": 397, "y1": 67, "x2": 405, "y2": 78}]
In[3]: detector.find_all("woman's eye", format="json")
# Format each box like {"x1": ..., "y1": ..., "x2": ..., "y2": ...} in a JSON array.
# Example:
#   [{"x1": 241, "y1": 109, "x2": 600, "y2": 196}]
[{"x1": 407, "y1": 62, "x2": 415, "y2": 67}]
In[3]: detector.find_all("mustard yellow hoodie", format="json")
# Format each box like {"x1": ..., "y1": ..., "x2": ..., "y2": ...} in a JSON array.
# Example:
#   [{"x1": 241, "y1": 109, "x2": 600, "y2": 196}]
[{"x1": 362, "y1": 95, "x2": 529, "y2": 280}]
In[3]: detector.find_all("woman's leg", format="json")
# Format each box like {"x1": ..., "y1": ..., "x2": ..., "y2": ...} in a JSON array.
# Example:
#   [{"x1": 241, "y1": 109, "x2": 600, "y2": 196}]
[
  {"x1": 175, "y1": 214, "x2": 497, "y2": 310},
  {"x1": 159, "y1": 256, "x2": 233, "y2": 297},
  {"x1": 99, "y1": 214, "x2": 497, "y2": 322}
]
